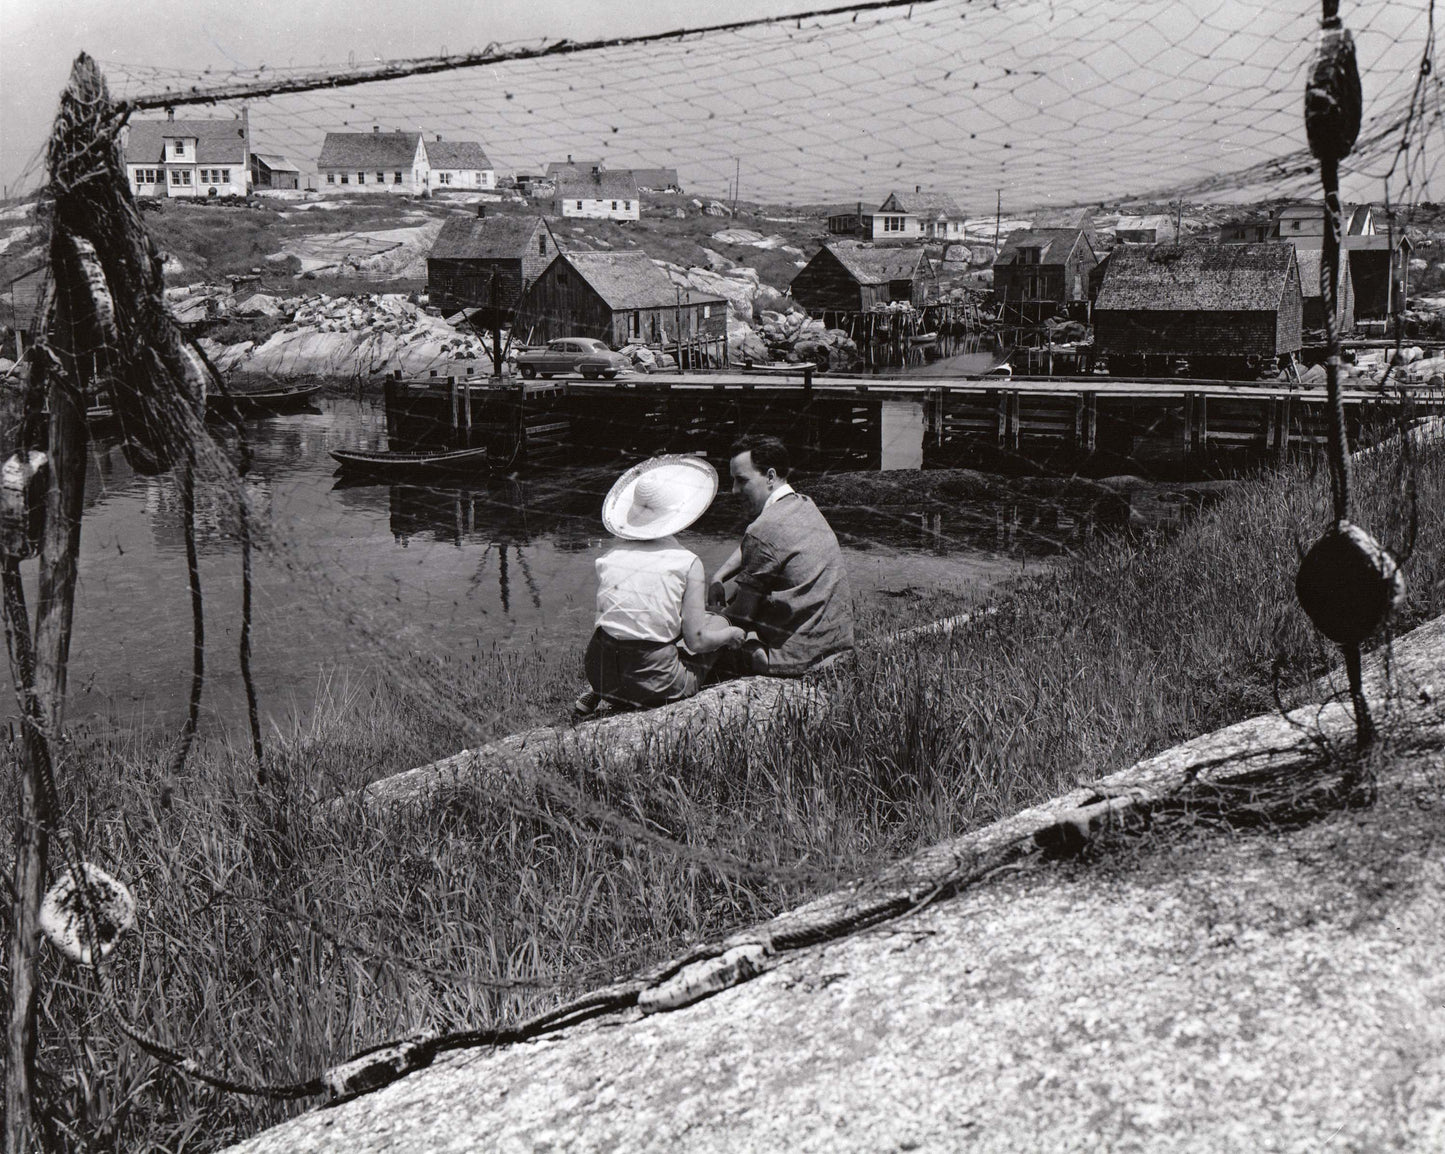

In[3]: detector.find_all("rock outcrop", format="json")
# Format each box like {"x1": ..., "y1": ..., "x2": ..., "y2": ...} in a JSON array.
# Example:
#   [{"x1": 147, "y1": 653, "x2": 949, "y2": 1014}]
[{"x1": 226, "y1": 618, "x2": 1445, "y2": 1154}]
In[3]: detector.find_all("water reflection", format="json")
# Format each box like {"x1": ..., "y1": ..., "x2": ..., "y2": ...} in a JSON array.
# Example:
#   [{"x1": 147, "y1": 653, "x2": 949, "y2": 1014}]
[{"x1": 18, "y1": 397, "x2": 1215, "y2": 731}]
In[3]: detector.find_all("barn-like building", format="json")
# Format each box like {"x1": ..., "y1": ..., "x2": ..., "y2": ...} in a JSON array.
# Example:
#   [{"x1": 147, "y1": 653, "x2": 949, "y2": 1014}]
[
  {"x1": 516, "y1": 250, "x2": 727, "y2": 350},
  {"x1": 789, "y1": 242, "x2": 934, "y2": 319},
  {"x1": 425, "y1": 211, "x2": 560, "y2": 320},
  {"x1": 1093, "y1": 243, "x2": 1303, "y2": 377}
]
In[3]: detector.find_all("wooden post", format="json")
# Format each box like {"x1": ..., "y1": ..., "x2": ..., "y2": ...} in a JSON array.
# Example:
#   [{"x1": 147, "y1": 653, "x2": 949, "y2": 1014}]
[
  {"x1": 448, "y1": 375, "x2": 459, "y2": 439},
  {"x1": 1263, "y1": 395, "x2": 1277, "y2": 453},
  {"x1": 1278, "y1": 394, "x2": 1292, "y2": 459},
  {"x1": 461, "y1": 378, "x2": 472, "y2": 444},
  {"x1": 1083, "y1": 392, "x2": 1097, "y2": 453},
  {"x1": 384, "y1": 373, "x2": 400, "y2": 445},
  {"x1": 675, "y1": 289, "x2": 684, "y2": 375}
]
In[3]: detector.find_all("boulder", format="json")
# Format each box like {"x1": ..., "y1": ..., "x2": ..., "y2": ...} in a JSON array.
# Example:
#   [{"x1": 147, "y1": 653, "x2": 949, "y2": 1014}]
[
  {"x1": 703, "y1": 201, "x2": 731, "y2": 217},
  {"x1": 728, "y1": 318, "x2": 771, "y2": 365},
  {"x1": 233, "y1": 292, "x2": 284, "y2": 318},
  {"x1": 701, "y1": 248, "x2": 735, "y2": 272}
]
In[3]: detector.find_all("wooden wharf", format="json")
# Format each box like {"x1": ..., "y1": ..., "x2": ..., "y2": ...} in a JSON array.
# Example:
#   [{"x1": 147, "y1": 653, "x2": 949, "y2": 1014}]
[{"x1": 380, "y1": 367, "x2": 1444, "y2": 476}]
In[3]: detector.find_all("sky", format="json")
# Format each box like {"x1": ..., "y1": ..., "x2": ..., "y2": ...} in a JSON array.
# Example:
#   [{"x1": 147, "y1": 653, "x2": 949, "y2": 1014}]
[
  {"x1": 1, "y1": 0, "x2": 1438, "y2": 209},
  {"x1": 0, "y1": 0, "x2": 828, "y2": 193}
]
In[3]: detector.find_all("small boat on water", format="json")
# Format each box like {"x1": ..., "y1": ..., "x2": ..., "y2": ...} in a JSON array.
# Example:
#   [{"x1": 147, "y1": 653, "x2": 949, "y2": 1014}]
[
  {"x1": 329, "y1": 445, "x2": 491, "y2": 479},
  {"x1": 209, "y1": 382, "x2": 325, "y2": 415},
  {"x1": 908, "y1": 331, "x2": 939, "y2": 346}
]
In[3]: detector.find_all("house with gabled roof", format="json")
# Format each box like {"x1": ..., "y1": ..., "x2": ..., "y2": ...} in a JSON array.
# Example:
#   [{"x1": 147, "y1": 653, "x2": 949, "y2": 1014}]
[
  {"x1": 425, "y1": 210, "x2": 560, "y2": 319},
  {"x1": 316, "y1": 127, "x2": 427, "y2": 194},
  {"x1": 423, "y1": 138, "x2": 495, "y2": 192},
  {"x1": 992, "y1": 226, "x2": 1100, "y2": 324},
  {"x1": 516, "y1": 250, "x2": 727, "y2": 347},
  {"x1": 554, "y1": 169, "x2": 641, "y2": 221},
  {"x1": 631, "y1": 168, "x2": 683, "y2": 193},
  {"x1": 124, "y1": 111, "x2": 250, "y2": 199},
  {"x1": 1114, "y1": 215, "x2": 1178, "y2": 245},
  {"x1": 870, "y1": 187, "x2": 966, "y2": 242},
  {"x1": 249, "y1": 153, "x2": 301, "y2": 191},
  {"x1": 789, "y1": 241, "x2": 935, "y2": 315},
  {"x1": 1093, "y1": 243, "x2": 1302, "y2": 372}
]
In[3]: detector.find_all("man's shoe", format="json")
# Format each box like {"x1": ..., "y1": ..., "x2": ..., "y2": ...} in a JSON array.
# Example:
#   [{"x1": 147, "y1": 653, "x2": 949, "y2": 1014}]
[{"x1": 573, "y1": 690, "x2": 602, "y2": 717}]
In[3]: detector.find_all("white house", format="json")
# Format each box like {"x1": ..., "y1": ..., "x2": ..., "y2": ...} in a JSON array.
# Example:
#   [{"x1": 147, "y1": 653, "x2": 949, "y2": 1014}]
[
  {"x1": 316, "y1": 128, "x2": 428, "y2": 194},
  {"x1": 124, "y1": 111, "x2": 249, "y2": 199},
  {"x1": 423, "y1": 138, "x2": 495, "y2": 191},
  {"x1": 554, "y1": 169, "x2": 640, "y2": 222},
  {"x1": 869, "y1": 187, "x2": 966, "y2": 242}
]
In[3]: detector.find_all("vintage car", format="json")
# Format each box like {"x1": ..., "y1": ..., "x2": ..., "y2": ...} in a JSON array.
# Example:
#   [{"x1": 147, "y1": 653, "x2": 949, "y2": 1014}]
[{"x1": 516, "y1": 337, "x2": 632, "y2": 379}]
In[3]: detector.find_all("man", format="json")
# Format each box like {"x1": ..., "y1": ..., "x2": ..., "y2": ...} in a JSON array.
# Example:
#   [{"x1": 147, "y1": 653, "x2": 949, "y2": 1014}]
[{"x1": 711, "y1": 435, "x2": 854, "y2": 676}]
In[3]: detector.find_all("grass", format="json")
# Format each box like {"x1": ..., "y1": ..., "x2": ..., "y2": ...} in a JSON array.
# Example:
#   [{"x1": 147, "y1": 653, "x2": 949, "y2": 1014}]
[{"x1": 4, "y1": 435, "x2": 1443, "y2": 1151}]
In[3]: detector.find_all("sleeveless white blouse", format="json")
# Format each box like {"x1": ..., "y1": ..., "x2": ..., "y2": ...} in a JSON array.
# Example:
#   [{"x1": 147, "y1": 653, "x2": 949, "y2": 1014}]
[{"x1": 594, "y1": 538, "x2": 697, "y2": 643}]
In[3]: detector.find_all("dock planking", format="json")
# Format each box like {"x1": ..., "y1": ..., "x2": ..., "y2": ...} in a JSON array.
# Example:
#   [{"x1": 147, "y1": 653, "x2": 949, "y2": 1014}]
[{"x1": 379, "y1": 368, "x2": 1444, "y2": 474}]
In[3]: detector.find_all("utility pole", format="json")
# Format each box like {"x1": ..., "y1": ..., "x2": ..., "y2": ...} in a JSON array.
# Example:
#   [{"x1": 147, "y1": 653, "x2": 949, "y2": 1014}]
[
  {"x1": 732, "y1": 157, "x2": 740, "y2": 216},
  {"x1": 994, "y1": 190, "x2": 1002, "y2": 252},
  {"x1": 1175, "y1": 199, "x2": 1184, "y2": 243}
]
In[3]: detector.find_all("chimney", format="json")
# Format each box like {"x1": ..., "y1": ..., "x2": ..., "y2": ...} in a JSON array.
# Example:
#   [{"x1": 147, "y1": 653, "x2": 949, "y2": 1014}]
[
  {"x1": 915, "y1": 184, "x2": 921, "y2": 194},
  {"x1": 373, "y1": 125, "x2": 380, "y2": 133},
  {"x1": 167, "y1": 107, "x2": 175, "y2": 121},
  {"x1": 591, "y1": 165, "x2": 600, "y2": 177},
  {"x1": 567, "y1": 154, "x2": 573, "y2": 163},
  {"x1": 436, "y1": 133, "x2": 443, "y2": 142}
]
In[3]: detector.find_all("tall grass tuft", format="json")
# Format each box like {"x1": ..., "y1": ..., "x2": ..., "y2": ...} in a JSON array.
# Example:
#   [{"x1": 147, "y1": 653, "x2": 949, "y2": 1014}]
[{"x1": 4, "y1": 437, "x2": 1442, "y2": 1151}]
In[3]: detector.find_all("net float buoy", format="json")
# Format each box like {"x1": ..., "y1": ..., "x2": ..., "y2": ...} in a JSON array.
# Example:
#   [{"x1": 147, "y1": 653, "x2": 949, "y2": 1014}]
[
  {"x1": 1295, "y1": 520, "x2": 1405, "y2": 647},
  {"x1": 39, "y1": 862, "x2": 136, "y2": 966}
]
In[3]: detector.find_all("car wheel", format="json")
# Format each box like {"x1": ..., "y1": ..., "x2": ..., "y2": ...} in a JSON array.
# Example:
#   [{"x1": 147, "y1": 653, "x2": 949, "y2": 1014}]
[
  {"x1": 520, "y1": 365, "x2": 536, "y2": 379},
  {"x1": 581, "y1": 369, "x2": 599, "y2": 379},
  {"x1": 602, "y1": 370, "x2": 618, "y2": 380},
  {"x1": 539, "y1": 372, "x2": 552, "y2": 379}
]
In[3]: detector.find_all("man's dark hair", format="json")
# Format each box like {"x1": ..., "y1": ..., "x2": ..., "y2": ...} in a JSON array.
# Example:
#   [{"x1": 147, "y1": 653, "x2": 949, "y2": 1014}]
[{"x1": 729, "y1": 434, "x2": 791, "y2": 479}]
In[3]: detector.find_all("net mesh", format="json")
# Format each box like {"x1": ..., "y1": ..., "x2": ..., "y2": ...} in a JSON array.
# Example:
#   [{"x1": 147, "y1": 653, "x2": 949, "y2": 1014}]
[{"x1": 3, "y1": 1, "x2": 1444, "y2": 1148}]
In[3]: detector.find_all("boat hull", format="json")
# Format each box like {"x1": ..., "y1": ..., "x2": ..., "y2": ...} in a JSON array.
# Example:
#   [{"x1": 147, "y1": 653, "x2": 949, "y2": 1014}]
[{"x1": 329, "y1": 446, "x2": 491, "y2": 479}]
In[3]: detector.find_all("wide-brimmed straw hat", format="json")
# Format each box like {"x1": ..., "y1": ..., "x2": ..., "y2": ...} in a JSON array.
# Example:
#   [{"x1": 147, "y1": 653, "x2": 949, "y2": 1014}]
[{"x1": 602, "y1": 455, "x2": 718, "y2": 540}]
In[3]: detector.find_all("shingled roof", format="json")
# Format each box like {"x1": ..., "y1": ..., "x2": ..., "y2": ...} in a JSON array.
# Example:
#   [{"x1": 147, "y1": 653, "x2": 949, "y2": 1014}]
[
  {"x1": 561, "y1": 251, "x2": 724, "y2": 309},
  {"x1": 995, "y1": 228, "x2": 1092, "y2": 267},
  {"x1": 124, "y1": 118, "x2": 249, "y2": 165},
  {"x1": 821, "y1": 241, "x2": 929, "y2": 284},
  {"x1": 880, "y1": 189, "x2": 963, "y2": 218},
  {"x1": 556, "y1": 170, "x2": 640, "y2": 200},
  {"x1": 1094, "y1": 243, "x2": 1298, "y2": 312},
  {"x1": 631, "y1": 168, "x2": 682, "y2": 191},
  {"x1": 546, "y1": 159, "x2": 603, "y2": 177},
  {"x1": 429, "y1": 215, "x2": 551, "y2": 261},
  {"x1": 317, "y1": 131, "x2": 421, "y2": 169},
  {"x1": 425, "y1": 141, "x2": 491, "y2": 171}
]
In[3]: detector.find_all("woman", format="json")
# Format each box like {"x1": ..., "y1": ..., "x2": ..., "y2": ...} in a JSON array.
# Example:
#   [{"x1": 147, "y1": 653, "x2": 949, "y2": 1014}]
[{"x1": 577, "y1": 455, "x2": 745, "y2": 714}]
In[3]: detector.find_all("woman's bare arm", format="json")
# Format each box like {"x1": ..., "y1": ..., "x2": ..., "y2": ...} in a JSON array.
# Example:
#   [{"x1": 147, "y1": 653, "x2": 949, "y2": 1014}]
[{"x1": 683, "y1": 558, "x2": 745, "y2": 653}]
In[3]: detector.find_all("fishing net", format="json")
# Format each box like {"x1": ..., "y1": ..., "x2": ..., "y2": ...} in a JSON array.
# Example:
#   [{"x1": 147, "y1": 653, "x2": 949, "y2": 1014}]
[{"x1": 1, "y1": 2, "x2": 1443, "y2": 1149}]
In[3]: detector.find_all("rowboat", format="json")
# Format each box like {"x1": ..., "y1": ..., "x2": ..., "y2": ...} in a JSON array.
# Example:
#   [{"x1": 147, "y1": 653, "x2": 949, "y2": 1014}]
[
  {"x1": 329, "y1": 445, "x2": 491, "y2": 479},
  {"x1": 209, "y1": 382, "x2": 325, "y2": 414},
  {"x1": 908, "y1": 331, "x2": 939, "y2": 346}
]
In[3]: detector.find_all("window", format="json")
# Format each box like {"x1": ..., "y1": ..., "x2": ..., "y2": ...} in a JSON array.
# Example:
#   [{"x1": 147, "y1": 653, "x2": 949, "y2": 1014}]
[
  {"x1": 576, "y1": 200, "x2": 584, "y2": 210},
  {"x1": 611, "y1": 201, "x2": 618, "y2": 210},
  {"x1": 882, "y1": 215, "x2": 905, "y2": 233},
  {"x1": 170, "y1": 170, "x2": 191, "y2": 186},
  {"x1": 1291, "y1": 221, "x2": 1300, "y2": 231},
  {"x1": 136, "y1": 168, "x2": 160, "y2": 184},
  {"x1": 538, "y1": 235, "x2": 547, "y2": 255},
  {"x1": 376, "y1": 172, "x2": 385, "y2": 184},
  {"x1": 220, "y1": 169, "x2": 229, "y2": 183},
  {"x1": 394, "y1": 171, "x2": 403, "y2": 184},
  {"x1": 327, "y1": 173, "x2": 336, "y2": 184},
  {"x1": 630, "y1": 310, "x2": 640, "y2": 337},
  {"x1": 340, "y1": 174, "x2": 349, "y2": 184},
  {"x1": 173, "y1": 140, "x2": 185, "y2": 157},
  {"x1": 624, "y1": 201, "x2": 631, "y2": 211},
  {"x1": 437, "y1": 172, "x2": 452, "y2": 185},
  {"x1": 701, "y1": 304, "x2": 711, "y2": 319},
  {"x1": 357, "y1": 172, "x2": 365, "y2": 184}
]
